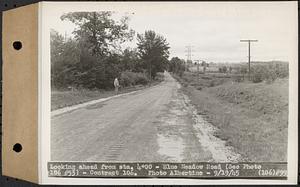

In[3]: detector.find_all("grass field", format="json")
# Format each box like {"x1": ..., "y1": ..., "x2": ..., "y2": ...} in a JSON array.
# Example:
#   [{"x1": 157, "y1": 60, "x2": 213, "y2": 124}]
[
  {"x1": 52, "y1": 73, "x2": 165, "y2": 111},
  {"x1": 51, "y1": 79, "x2": 164, "y2": 111},
  {"x1": 173, "y1": 72, "x2": 288, "y2": 161},
  {"x1": 51, "y1": 85, "x2": 143, "y2": 111}
]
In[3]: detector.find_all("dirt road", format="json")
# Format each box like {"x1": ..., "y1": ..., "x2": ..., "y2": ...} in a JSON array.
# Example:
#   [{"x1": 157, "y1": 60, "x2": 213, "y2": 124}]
[{"x1": 51, "y1": 72, "x2": 241, "y2": 162}]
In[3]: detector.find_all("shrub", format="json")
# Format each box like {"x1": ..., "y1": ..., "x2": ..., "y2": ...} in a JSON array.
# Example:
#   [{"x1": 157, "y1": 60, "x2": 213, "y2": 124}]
[
  {"x1": 275, "y1": 63, "x2": 289, "y2": 78},
  {"x1": 219, "y1": 66, "x2": 228, "y2": 73},
  {"x1": 235, "y1": 66, "x2": 248, "y2": 76},
  {"x1": 209, "y1": 80, "x2": 215, "y2": 87},
  {"x1": 155, "y1": 72, "x2": 164, "y2": 82},
  {"x1": 135, "y1": 73, "x2": 149, "y2": 85},
  {"x1": 251, "y1": 66, "x2": 265, "y2": 83},
  {"x1": 233, "y1": 75, "x2": 244, "y2": 82},
  {"x1": 120, "y1": 71, "x2": 134, "y2": 86},
  {"x1": 120, "y1": 71, "x2": 149, "y2": 87},
  {"x1": 251, "y1": 62, "x2": 288, "y2": 83}
]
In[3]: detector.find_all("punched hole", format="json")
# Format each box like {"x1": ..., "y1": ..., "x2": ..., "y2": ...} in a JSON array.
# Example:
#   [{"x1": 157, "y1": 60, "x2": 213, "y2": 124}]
[
  {"x1": 13, "y1": 41, "x2": 22, "y2": 50},
  {"x1": 13, "y1": 143, "x2": 22, "y2": 153}
]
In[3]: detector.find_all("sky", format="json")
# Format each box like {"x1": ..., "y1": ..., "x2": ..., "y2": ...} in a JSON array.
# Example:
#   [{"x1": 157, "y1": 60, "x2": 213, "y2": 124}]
[{"x1": 46, "y1": 2, "x2": 297, "y2": 63}]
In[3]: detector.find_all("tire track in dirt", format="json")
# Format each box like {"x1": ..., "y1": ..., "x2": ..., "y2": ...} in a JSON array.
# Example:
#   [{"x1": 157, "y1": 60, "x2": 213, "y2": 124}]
[
  {"x1": 182, "y1": 93, "x2": 244, "y2": 162},
  {"x1": 155, "y1": 75, "x2": 243, "y2": 162}
]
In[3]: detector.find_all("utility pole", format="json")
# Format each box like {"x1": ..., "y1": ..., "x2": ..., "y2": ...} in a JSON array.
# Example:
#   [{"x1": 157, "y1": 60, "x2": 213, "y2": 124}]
[
  {"x1": 185, "y1": 45, "x2": 194, "y2": 72},
  {"x1": 193, "y1": 60, "x2": 200, "y2": 82},
  {"x1": 240, "y1": 39, "x2": 258, "y2": 80}
]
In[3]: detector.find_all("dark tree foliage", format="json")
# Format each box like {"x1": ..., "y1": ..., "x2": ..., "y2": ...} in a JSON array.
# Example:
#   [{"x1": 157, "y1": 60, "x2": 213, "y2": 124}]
[
  {"x1": 137, "y1": 30, "x2": 170, "y2": 79},
  {"x1": 51, "y1": 12, "x2": 136, "y2": 90},
  {"x1": 51, "y1": 14, "x2": 173, "y2": 90},
  {"x1": 51, "y1": 29, "x2": 80, "y2": 88},
  {"x1": 121, "y1": 48, "x2": 142, "y2": 72},
  {"x1": 168, "y1": 57, "x2": 186, "y2": 77},
  {"x1": 61, "y1": 12, "x2": 135, "y2": 56},
  {"x1": 218, "y1": 66, "x2": 228, "y2": 73}
]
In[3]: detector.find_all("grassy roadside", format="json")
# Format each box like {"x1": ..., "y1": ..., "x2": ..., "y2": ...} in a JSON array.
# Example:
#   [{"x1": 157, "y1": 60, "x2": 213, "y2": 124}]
[
  {"x1": 173, "y1": 72, "x2": 288, "y2": 162},
  {"x1": 52, "y1": 78, "x2": 163, "y2": 111}
]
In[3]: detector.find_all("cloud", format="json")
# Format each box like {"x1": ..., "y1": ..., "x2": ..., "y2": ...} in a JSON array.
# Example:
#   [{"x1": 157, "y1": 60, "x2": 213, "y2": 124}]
[{"x1": 48, "y1": 2, "x2": 297, "y2": 63}]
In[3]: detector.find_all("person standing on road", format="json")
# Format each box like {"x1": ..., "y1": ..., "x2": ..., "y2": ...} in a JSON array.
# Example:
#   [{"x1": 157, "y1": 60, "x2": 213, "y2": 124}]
[{"x1": 114, "y1": 77, "x2": 120, "y2": 94}]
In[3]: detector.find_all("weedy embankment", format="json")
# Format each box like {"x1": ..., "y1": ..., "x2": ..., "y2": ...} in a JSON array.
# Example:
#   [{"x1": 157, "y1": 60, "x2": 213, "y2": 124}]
[{"x1": 173, "y1": 72, "x2": 288, "y2": 161}]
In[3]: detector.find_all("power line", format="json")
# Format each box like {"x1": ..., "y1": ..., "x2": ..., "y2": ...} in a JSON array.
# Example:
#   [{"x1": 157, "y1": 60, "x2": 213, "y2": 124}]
[
  {"x1": 185, "y1": 45, "x2": 194, "y2": 71},
  {"x1": 240, "y1": 39, "x2": 258, "y2": 80}
]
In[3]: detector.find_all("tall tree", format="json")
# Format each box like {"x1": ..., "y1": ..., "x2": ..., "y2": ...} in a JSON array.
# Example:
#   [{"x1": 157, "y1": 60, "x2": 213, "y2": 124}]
[
  {"x1": 169, "y1": 57, "x2": 185, "y2": 77},
  {"x1": 121, "y1": 48, "x2": 141, "y2": 72},
  {"x1": 51, "y1": 29, "x2": 81, "y2": 89},
  {"x1": 61, "y1": 12, "x2": 135, "y2": 57},
  {"x1": 137, "y1": 30, "x2": 170, "y2": 79},
  {"x1": 60, "y1": 11, "x2": 135, "y2": 89}
]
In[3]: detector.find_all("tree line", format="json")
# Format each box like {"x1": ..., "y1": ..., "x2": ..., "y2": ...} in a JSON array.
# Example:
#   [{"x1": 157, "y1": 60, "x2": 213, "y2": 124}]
[{"x1": 51, "y1": 11, "x2": 185, "y2": 90}]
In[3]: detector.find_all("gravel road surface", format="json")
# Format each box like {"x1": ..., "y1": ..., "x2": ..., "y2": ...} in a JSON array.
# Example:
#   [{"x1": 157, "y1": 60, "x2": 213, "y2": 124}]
[{"x1": 51, "y1": 72, "x2": 240, "y2": 162}]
